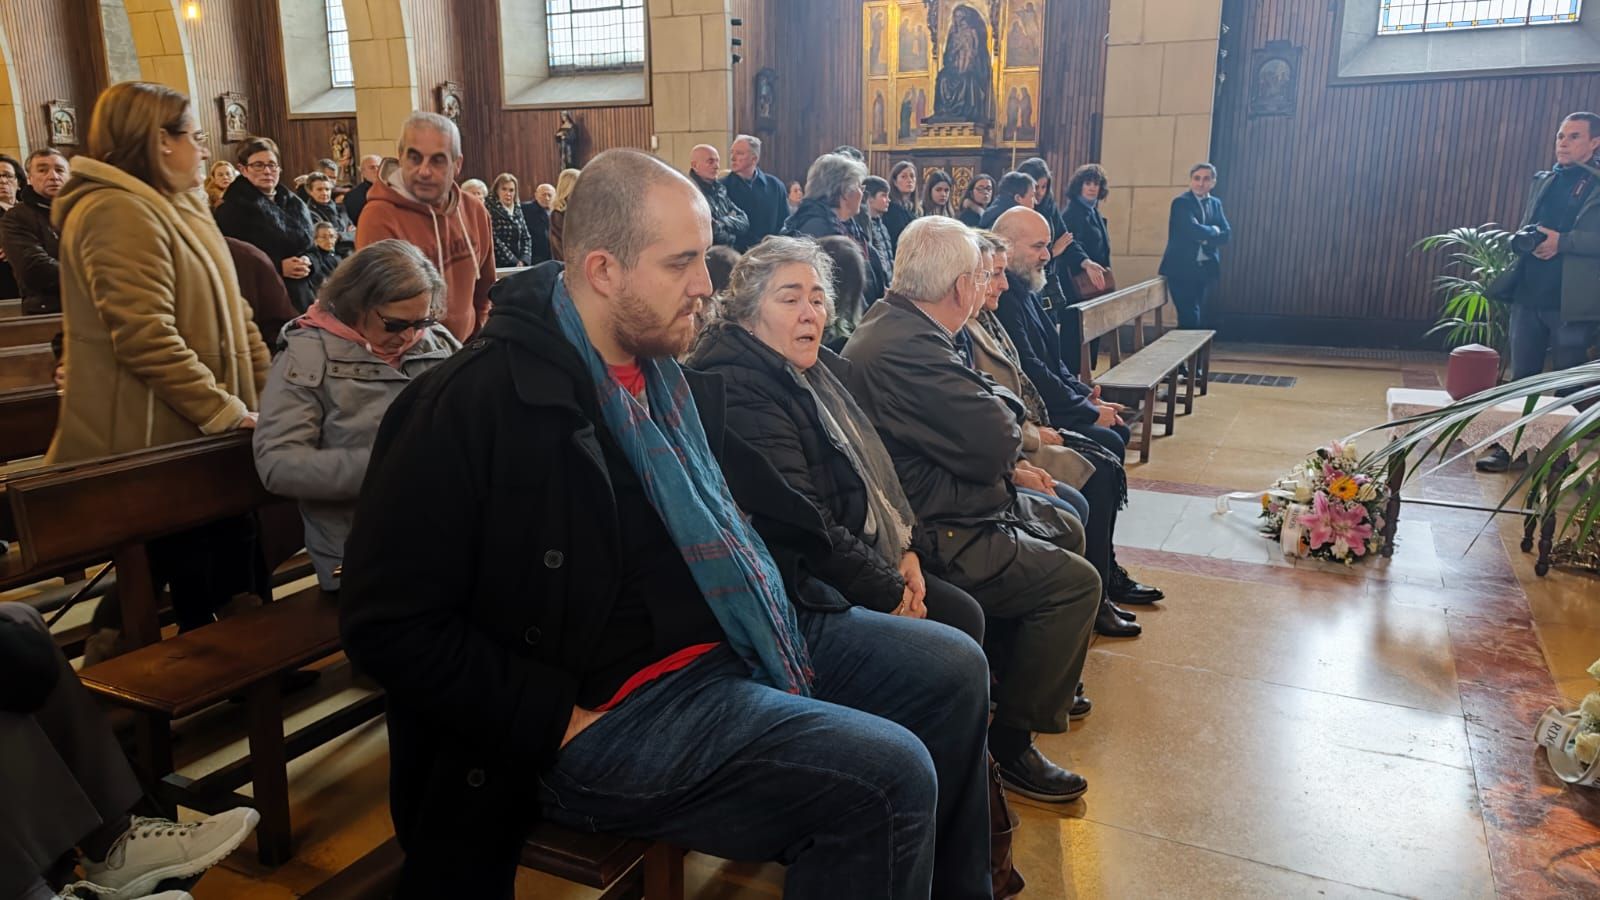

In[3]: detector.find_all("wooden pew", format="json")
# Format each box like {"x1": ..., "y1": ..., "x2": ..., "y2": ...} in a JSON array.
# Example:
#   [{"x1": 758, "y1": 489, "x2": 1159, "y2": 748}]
[
  {"x1": 1067, "y1": 278, "x2": 1169, "y2": 384},
  {"x1": 0, "y1": 312, "x2": 61, "y2": 349},
  {"x1": 0, "y1": 385, "x2": 59, "y2": 463},
  {"x1": 0, "y1": 298, "x2": 20, "y2": 319},
  {"x1": 0, "y1": 344, "x2": 54, "y2": 390},
  {"x1": 1094, "y1": 329, "x2": 1216, "y2": 463}
]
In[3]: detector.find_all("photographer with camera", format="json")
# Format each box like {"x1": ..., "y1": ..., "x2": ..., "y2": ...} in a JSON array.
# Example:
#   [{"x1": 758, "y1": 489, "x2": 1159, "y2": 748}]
[{"x1": 1479, "y1": 112, "x2": 1600, "y2": 473}]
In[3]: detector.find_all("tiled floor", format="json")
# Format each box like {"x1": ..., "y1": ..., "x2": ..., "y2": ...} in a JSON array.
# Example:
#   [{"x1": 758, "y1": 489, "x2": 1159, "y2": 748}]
[{"x1": 31, "y1": 347, "x2": 1600, "y2": 898}]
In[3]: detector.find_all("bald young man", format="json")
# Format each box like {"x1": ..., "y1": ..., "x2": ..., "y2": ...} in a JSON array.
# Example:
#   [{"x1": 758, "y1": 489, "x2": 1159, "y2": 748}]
[
  {"x1": 687, "y1": 143, "x2": 749, "y2": 247},
  {"x1": 340, "y1": 149, "x2": 992, "y2": 899}
]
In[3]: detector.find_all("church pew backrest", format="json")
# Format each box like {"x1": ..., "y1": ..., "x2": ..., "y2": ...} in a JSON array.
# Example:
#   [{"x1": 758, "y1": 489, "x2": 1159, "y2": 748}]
[
  {"x1": 0, "y1": 385, "x2": 60, "y2": 463},
  {"x1": 0, "y1": 345, "x2": 55, "y2": 391},
  {"x1": 0, "y1": 314, "x2": 62, "y2": 350}
]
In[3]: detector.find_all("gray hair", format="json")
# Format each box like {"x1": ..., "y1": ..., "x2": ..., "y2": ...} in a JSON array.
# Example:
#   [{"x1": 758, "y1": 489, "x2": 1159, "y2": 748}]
[
  {"x1": 974, "y1": 229, "x2": 1009, "y2": 254},
  {"x1": 398, "y1": 111, "x2": 462, "y2": 159},
  {"x1": 804, "y1": 153, "x2": 868, "y2": 209},
  {"x1": 460, "y1": 178, "x2": 488, "y2": 195},
  {"x1": 320, "y1": 239, "x2": 447, "y2": 326},
  {"x1": 718, "y1": 236, "x2": 836, "y2": 328},
  {"x1": 733, "y1": 134, "x2": 762, "y2": 158},
  {"x1": 890, "y1": 216, "x2": 981, "y2": 303}
]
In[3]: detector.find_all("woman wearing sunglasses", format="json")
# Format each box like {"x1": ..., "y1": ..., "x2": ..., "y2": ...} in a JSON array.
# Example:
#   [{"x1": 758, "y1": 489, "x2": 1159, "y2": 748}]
[{"x1": 254, "y1": 239, "x2": 459, "y2": 592}]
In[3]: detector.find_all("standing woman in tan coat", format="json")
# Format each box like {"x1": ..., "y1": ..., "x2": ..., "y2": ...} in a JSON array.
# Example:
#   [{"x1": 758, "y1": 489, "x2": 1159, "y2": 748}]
[
  {"x1": 51, "y1": 81, "x2": 272, "y2": 637},
  {"x1": 50, "y1": 81, "x2": 269, "y2": 464}
]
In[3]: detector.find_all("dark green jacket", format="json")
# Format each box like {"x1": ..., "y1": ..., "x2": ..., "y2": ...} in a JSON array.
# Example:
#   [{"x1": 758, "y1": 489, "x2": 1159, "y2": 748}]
[{"x1": 1497, "y1": 161, "x2": 1600, "y2": 322}]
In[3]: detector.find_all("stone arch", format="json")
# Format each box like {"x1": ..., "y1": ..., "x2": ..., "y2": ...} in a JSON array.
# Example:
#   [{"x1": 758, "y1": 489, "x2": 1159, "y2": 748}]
[
  {"x1": 0, "y1": 19, "x2": 28, "y2": 159},
  {"x1": 123, "y1": 0, "x2": 199, "y2": 100},
  {"x1": 340, "y1": 0, "x2": 419, "y2": 159}
]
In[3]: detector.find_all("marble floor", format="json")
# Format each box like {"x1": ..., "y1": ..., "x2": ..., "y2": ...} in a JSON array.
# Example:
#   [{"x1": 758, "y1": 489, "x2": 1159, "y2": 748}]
[{"x1": 36, "y1": 346, "x2": 1600, "y2": 898}]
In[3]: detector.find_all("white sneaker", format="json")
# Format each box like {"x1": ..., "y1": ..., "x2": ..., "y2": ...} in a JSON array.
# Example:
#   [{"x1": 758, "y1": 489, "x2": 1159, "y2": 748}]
[
  {"x1": 57, "y1": 883, "x2": 193, "y2": 900},
  {"x1": 79, "y1": 808, "x2": 260, "y2": 899}
]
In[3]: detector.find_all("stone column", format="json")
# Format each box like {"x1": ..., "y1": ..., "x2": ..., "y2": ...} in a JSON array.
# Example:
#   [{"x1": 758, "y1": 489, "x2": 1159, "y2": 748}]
[
  {"x1": 1098, "y1": 0, "x2": 1223, "y2": 286},
  {"x1": 341, "y1": 0, "x2": 419, "y2": 160},
  {"x1": 648, "y1": 0, "x2": 733, "y2": 172},
  {"x1": 123, "y1": 0, "x2": 199, "y2": 99}
]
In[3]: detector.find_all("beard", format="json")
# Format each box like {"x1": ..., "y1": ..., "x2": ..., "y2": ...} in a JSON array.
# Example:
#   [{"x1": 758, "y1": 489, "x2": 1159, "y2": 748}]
[
  {"x1": 1007, "y1": 264, "x2": 1047, "y2": 294},
  {"x1": 611, "y1": 281, "x2": 700, "y2": 360}
]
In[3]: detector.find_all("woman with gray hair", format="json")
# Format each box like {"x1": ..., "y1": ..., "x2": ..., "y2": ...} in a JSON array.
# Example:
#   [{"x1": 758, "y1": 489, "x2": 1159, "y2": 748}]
[
  {"x1": 253, "y1": 239, "x2": 460, "y2": 591},
  {"x1": 688, "y1": 236, "x2": 985, "y2": 644},
  {"x1": 782, "y1": 152, "x2": 889, "y2": 301}
]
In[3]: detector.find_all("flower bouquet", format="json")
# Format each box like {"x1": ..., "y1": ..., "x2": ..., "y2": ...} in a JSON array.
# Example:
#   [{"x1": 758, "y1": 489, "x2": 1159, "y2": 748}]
[
  {"x1": 1259, "y1": 441, "x2": 1391, "y2": 564},
  {"x1": 1534, "y1": 657, "x2": 1600, "y2": 788}
]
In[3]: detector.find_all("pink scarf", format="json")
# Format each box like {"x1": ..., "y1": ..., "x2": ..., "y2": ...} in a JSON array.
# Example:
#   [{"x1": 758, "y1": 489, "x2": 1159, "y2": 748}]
[{"x1": 299, "y1": 301, "x2": 425, "y2": 368}]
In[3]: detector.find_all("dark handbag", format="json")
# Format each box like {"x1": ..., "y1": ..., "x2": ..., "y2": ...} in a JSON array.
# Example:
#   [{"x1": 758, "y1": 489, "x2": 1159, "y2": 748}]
[
  {"x1": 1072, "y1": 267, "x2": 1117, "y2": 301},
  {"x1": 988, "y1": 751, "x2": 1026, "y2": 899}
]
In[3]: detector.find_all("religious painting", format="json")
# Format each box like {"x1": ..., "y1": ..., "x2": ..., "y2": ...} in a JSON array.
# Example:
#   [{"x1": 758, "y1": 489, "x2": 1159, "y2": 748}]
[
  {"x1": 219, "y1": 92, "x2": 248, "y2": 143},
  {"x1": 1248, "y1": 40, "x2": 1301, "y2": 119},
  {"x1": 755, "y1": 68, "x2": 778, "y2": 130},
  {"x1": 894, "y1": 80, "x2": 931, "y2": 148},
  {"x1": 1004, "y1": 0, "x2": 1043, "y2": 69},
  {"x1": 437, "y1": 81, "x2": 463, "y2": 123},
  {"x1": 998, "y1": 72, "x2": 1039, "y2": 146},
  {"x1": 928, "y1": 2, "x2": 993, "y2": 124},
  {"x1": 897, "y1": 2, "x2": 931, "y2": 74},
  {"x1": 45, "y1": 100, "x2": 77, "y2": 146},
  {"x1": 866, "y1": 3, "x2": 890, "y2": 77},
  {"x1": 867, "y1": 81, "x2": 892, "y2": 149}
]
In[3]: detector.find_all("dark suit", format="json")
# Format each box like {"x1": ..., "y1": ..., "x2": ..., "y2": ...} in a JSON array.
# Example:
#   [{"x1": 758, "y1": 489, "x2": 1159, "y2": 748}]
[{"x1": 1158, "y1": 192, "x2": 1230, "y2": 329}]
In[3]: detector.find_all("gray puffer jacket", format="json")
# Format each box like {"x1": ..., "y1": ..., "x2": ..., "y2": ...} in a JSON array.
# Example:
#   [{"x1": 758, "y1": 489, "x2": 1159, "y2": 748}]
[{"x1": 253, "y1": 322, "x2": 459, "y2": 589}]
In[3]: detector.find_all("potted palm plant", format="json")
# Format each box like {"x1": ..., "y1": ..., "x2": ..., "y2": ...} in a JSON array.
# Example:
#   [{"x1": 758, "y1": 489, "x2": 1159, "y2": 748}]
[
  {"x1": 1355, "y1": 363, "x2": 1600, "y2": 574},
  {"x1": 1416, "y1": 226, "x2": 1518, "y2": 368}
]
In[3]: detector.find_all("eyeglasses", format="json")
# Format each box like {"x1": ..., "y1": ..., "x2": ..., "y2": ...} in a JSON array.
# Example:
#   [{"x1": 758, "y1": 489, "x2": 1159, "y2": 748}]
[
  {"x1": 246, "y1": 161, "x2": 281, "y2": 172},
  {"x1": 375, "y1": 312, "x2": 438, "y2": 333},
  {"x1": 165, "y1": 128, "x2": 209, "y2": 144}
]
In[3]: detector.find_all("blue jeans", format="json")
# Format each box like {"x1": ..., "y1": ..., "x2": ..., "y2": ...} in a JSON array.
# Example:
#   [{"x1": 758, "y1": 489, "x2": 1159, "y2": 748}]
[
  {"x1": 1020, "y1": 484, "x2": 1089, "y2": 521},
  {"x1": 1510, "y1": 304, "x2": 1597, "y2": 381},
  {"x1": 538, "y1": 607, "x2": 993, "y2": 900}
]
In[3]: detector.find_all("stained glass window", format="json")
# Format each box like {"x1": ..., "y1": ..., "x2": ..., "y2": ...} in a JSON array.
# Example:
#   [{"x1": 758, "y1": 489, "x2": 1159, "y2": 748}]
[
  {"x1": 326, "y1": 0, "x2": 354, "y2": 87},
  {"x1": 1379, "y1": 0, "x2": 1583, "y2": 34},
  {"x1": 546, "y1": 0, "x2": 647, "y2": 73}
]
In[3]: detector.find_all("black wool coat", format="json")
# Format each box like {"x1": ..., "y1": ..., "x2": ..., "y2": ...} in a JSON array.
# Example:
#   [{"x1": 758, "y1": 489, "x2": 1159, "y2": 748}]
[
  {"x1": 214, "y1": 178, "x2": 318, "y2": 311},
  {"x1": 1061, "y1": 197, "x2": 1111, "y2": 273},
  {"x1": 689, "y1": 323, "x2": 935, "y2": 613},
  {"x1": 339, "y1": 261, "x2": 843, "y2": 897}
]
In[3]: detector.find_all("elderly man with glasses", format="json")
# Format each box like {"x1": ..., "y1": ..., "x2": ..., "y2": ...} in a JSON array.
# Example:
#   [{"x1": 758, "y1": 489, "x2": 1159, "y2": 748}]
[{"x1": 841, "y1": 215, "x2": 1102, "y2": 804}]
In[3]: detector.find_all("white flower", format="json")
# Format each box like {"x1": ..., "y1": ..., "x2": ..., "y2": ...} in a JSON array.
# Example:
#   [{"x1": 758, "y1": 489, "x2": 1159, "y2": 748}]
[
  {"x1": 1293, "y1": 482, "x2": 1312, "y2": 503},
  {"x1": 1582, "y1": 692, "x2": 1600, "y2": 724},
  {"x1": 1357, "y1": 482, "x2": 1379, "y2": 503},
  {"x1": 1588, "y1": 657, "x2": 1600, "y2": 681},
  {"x1": 1577, "y1": 732, "x2": 1600, "y2": 766}
]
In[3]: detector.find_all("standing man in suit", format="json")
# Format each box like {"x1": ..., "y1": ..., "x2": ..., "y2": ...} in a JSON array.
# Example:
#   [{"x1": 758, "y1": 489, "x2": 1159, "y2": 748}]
[{"x1": 1159, "y1": 163, "x2": 1231, "y2": 330}]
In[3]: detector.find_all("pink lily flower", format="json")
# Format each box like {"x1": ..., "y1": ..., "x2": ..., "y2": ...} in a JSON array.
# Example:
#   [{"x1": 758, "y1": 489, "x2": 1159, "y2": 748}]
[{"x1": 1299, "y1": 492, "x2": 1375, "y2": 558}]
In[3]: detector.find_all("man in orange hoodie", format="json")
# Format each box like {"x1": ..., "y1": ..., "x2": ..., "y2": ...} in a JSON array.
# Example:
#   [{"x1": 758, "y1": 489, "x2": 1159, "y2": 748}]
[{"x1": 356, "y1": 111, "x2": 494, "y2": 342}]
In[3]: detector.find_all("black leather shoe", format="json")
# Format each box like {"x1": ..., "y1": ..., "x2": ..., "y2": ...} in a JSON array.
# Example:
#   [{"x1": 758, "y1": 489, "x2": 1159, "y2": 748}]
[
  {"x1": 1094, "y1": 599, "x2": 1141, "y2": 637},
  {"x1": 1476, "y1": 445, "x2": 1511, "y2": 473},
  {"x1": 1109, "y1": 565, "x2": 1164, "y2": 605},
  {"x1": 997, "y1": 745, "x2": 1088, "y2": 803},
  {"x1": 1070, "y1": 694, "x2": 1091, "y2": 720},
  {"x1": 1110, "y1": 602, "x2": 1136, "y2": 621}
]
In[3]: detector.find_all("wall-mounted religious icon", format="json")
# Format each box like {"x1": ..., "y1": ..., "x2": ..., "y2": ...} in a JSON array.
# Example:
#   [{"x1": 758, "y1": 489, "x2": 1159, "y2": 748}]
[
  {"x1": 437, "y1": 81, "x2": 464, "y2": 122},
  {"x1": 755, "y1": 68, "x2": 778, "y2": 130},
  {"x1": 330, "y1": 124, "x2": 355, "y2": 186},
  {"x1": 868, "y1": 83, "x2": 891, "y2": 148},
  {"x1": 928, "y1": 3, "x2": 992, "y2": 124},
  {"x1": 1005, "y1": 0, "x2": 1042, "y2": 69},
  {"x1": 868, "y1": 6, "x2": 890, "y2": 76},
  {"x1": 896, "y1": 82, "x2": 930, "y2": 145},
  {"x1": 219, "y1": 93, "x2": 248, "y2": 143},
  {"x1": 1001, "y1": 86, "x2": 1036, "y2": 143},
  {"x1": 555, "y1": 110, "x2": 580, "y2": 170},
  {"x1": 897, "y1": 2, "x2": 931, "y2": 73},
  {"x1": 1248, "y1": 40, "x2": 1301, "y2": 119},
  {"x1": 46, "y1": 100, "x2": 77, "y2": 146}
]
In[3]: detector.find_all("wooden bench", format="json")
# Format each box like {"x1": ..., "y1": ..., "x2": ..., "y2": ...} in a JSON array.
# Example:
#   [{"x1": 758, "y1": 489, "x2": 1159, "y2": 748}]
[
  {"x1": 78, "y1": 587, "x2": 384, "y2": 867},
  {"x1": 0, "y1": 385, "x2": 58, "y2": 462},
  {"x1": 1066, "y1": 278, "x2": 1169, "y2": 384},
  {"x1": 0, "y1": 312, "x2": 60, "y2": 349},
  {"x1": 302, "y1": 831, "x2": 684, "y2": 900},
  {"x1": 0, "y1": 298, "x2": 20, "y2": 319},
  {"x1": 0, "y1": 344, "x2": 54, "y2": 390},
  {"x1": 1095, "y1": 329, "x2": 1216, "y2": 463}
]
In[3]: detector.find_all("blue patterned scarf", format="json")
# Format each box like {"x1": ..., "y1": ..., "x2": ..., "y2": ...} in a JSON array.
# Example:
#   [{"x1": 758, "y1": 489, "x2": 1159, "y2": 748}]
[{"x1": 552, "y1": 280, "x2": 812, "y2": 695}]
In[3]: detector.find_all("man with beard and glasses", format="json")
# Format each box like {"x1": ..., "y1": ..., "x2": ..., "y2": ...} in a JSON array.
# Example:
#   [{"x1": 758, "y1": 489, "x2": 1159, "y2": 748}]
[{"x1": 338, "y1": 149, "x2": 993, "y2": 900}]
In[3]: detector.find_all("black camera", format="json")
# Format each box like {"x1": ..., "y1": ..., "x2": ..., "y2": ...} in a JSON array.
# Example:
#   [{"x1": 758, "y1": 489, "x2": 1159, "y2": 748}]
[{"x1": 1510, "y1": 225, "x2": 1550, "y2": 255}]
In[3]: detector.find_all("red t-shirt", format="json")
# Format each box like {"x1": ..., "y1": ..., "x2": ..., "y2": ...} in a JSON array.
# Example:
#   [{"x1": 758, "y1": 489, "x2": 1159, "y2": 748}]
[{"x1": 609, "y1": 361, "x2": 646, "y2": 398}]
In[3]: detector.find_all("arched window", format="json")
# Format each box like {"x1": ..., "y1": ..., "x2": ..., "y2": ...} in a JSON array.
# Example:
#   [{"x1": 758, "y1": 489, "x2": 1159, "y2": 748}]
[
  {"x1": 1378, "y1": 0, "x2": 1582, "y2": 35},
  {"x1": 326, "y1": 0, "x2": 354, "y2": 87},
  {"x1": 545, "y1": 0, "x2": 646, "y2": 73}
]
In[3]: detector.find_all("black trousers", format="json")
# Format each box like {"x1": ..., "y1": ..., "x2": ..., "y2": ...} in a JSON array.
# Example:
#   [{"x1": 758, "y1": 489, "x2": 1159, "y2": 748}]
[{"x1": 91, "y1": 515, "x2": 269, "y2": 634}]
